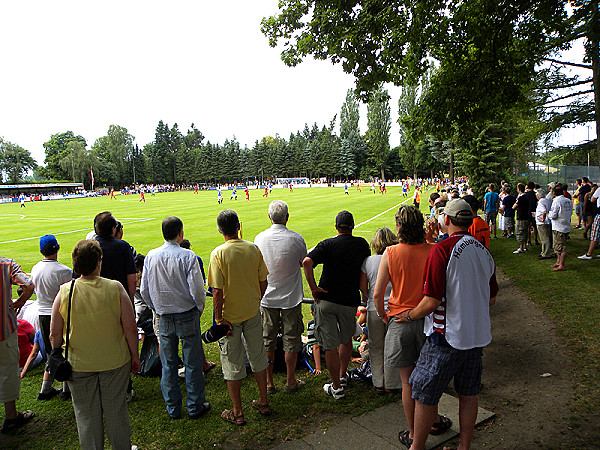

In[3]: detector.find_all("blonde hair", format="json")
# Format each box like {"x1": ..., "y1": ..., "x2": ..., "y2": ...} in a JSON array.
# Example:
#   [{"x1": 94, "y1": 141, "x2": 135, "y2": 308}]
[{"x1": 370, "y1": 227, "x2": 398, "y2": 255}]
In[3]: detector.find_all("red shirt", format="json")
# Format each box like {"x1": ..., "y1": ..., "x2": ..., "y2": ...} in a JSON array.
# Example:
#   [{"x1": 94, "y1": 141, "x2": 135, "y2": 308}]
[{"x1": 17, "y1": 319, "x2": 34, "y2": 368}]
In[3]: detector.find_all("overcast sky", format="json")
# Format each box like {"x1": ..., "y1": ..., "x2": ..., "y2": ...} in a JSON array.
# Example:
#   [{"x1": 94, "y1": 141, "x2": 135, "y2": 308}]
[{"x1": 0, "y1": 1, "x2": 594, "y2": 167}]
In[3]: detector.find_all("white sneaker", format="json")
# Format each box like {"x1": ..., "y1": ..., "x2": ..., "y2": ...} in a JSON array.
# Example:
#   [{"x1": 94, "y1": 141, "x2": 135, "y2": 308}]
[
  {"x1": 323, "y1": 383, "x2": 345, "y2": 399},
  {"x1": 513, "y1": 249, "x2": 523, "y2": 254},
  {"x1": 340, "y1": 375, "x2": 348, "y2": 388},
  {"x1": 578, "y1": 254, "x2": 592, "y2": 260},
  {"x1": 126, "y1": 390, "x2": 135, "y2": 403}
]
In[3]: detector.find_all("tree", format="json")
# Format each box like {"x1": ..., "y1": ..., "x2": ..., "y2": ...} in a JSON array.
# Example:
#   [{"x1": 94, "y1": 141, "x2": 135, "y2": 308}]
[
  {"x1": 262, "y1": 1, "x2": 600, "y2": 175},
  {"x1": 59, "y1": 140, "x2": 98, "y2": 188},
  {"x1": 340, "y1": 89, "x2": 364, "y2": 178},
  {"x1": 42, "y1": 131, "x2": 87, "y2": 180},
  {"x1": 0, "y1": 138, "x2": 37, "y2": 184},
  {"x1": 92, "y1": 125, "x2": 135, "y2": 187},
  {"x1": 366, "y1": 85, "x2": 391, "y2": 180}
]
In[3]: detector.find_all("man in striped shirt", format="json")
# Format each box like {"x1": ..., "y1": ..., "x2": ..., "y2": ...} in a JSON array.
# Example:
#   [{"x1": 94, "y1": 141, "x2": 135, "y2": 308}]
[
  {"x1": 397, "y1": 199, "x2": 498, "y2": 450},
  {"x1": 0, "y1": 257, "x2": 35, "y2": 434}
]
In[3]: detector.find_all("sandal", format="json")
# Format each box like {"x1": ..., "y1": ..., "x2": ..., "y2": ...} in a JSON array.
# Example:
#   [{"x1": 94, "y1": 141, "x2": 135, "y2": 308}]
[
  {"x1": 1, "y1": 410, "x2": 35, "y2": 434},
  {"x1": 284, "y1": 379, "x2": 305, "y2": 393},
  {"x1": 373, "y1": 386, "x2": 386, "y2": 396},
  {"x1": 221, "y1": 409, "x2": 246, "y2": 426},
  {"x1": 251, "y1": 400, "x2": 272, "y2": 416},
  {"x1": 398, "y1": 430, "x2": 413, "y2": 448},
  {"x1": 430, "y1": 414, "x2": 452, "y2": 435}
]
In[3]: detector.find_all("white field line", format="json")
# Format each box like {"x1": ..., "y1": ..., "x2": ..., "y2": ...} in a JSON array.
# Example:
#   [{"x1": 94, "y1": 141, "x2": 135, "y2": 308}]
[{"x1": 0, "y1": 218, "x2": 155, "y2": 244}]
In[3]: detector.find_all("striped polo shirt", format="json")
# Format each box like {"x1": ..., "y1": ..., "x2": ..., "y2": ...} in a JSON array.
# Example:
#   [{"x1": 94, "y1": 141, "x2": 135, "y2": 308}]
[{"x1": 1, "y1": 257, "x2": 33, "y2": 342}]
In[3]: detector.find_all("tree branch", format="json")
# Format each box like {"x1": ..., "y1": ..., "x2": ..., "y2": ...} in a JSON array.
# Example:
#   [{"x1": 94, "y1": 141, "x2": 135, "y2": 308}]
[
  {"x1": 543, "y1": 89, "x2": 594, "y2": 104},
  {"x1": 542, "y1": 58, "x2": 592, "y2": 69},
  {"x1": 535, "y1": 78, "x2": 593, "y2": 90}
]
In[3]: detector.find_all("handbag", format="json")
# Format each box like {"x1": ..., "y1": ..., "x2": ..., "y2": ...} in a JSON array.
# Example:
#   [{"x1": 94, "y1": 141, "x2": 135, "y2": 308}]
[{"x1": 47, "y1": 279, "x2": 75, "y2": 382}]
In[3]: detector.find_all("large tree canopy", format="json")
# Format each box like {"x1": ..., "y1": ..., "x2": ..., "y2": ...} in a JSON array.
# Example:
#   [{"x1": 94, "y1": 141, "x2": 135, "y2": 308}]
[{"x1": 263, "y1": 0, "x2": 599, "y2": 175}]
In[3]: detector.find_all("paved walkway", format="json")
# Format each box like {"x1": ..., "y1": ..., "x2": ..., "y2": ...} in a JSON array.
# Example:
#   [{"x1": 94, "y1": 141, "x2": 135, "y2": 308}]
[{"x1": 272, "y1": 393, "x2": 495, "y2": 449}]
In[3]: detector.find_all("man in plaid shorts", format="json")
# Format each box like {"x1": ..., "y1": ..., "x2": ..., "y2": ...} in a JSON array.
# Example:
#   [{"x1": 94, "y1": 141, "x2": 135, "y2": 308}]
[{"x1": 396, "y1": 199, "x2": 499, "y2": 449}]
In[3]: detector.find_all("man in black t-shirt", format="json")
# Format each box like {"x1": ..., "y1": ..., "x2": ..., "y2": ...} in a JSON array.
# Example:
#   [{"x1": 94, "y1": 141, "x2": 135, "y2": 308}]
[
  {"x1": 302, "y1": 211, "x2": 370, "y2": 399},
  {"x1": 512, "y1": 183, "x2": 530, "y2": 254},
  {"x1": 525, "y1": 182, "x2": 539, "y2": 245},
  {"x1": 93, "y1": 212, "x2": 136, "y2": 300}
]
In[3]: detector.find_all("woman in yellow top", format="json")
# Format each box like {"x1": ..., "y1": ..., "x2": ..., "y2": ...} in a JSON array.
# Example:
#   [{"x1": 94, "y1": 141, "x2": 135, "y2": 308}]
[{"x1": 50, "y1": 240, "x2": 140, "y2": 450}]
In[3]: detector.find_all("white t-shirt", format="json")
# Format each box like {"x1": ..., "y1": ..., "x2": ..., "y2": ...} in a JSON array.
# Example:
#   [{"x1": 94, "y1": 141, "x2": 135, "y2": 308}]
[
  {"x1": 254, "y1": 224, "x2": 307, "y2": 309},
  {"x1": 592, "y1": 188, "x2": 600, "y2": 204},
  {"x1": 31, "y1": 259, "x2": 73, "y2": 315},
  {"x1": 361, "y1": 254, "x2": 391, "y2": 312},
  {"x1": 535, "y1": 197, "x2": 552, "y2": 225}
]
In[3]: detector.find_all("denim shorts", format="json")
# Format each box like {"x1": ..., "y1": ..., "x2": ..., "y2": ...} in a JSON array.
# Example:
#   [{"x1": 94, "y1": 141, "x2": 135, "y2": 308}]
[{"x1": 409, "y1": 335, "x2": 483, "y2": 406}]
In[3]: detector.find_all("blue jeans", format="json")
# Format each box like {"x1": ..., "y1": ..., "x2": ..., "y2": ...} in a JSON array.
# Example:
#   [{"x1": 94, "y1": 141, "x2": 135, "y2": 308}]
[{"x1": 159, "y1": 308, "x2": 206, "y2": 417}]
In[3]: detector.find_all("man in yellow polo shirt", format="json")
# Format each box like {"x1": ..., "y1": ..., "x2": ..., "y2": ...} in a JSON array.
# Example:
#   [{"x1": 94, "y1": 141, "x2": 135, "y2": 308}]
[{"x1": 208, "y1": 209, "x2": 270, "y2": 426}]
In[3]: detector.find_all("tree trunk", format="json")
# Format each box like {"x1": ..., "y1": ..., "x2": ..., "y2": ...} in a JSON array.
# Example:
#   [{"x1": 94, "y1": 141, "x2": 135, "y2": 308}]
[
  {"x1": 591, "y1": 1, "x2": 600, "y2": 170},
  {"x1": 450, "y1": 143, "x2": 455, "y2": 184},
  {"x1": 380, "y1": 166, "x2": 385, "y2": 181}
]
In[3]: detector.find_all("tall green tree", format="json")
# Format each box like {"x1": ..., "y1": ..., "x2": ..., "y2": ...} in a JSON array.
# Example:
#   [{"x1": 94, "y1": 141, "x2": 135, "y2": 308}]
[
  {"x1": 340, "y1": 89, "x2": 364, "y2": 178},
  {"x1": 0, "y1": 138, "x2": 38, "y2": 184},
  {"x1": 366, "y1": 85, "x2": 391, "y2": 180},
  {"x1": 92, "y1": 125, "x2": 135, "y2": 187},
  {"x1": 42, "y1": 131, "x2": 87, "y2": 180},
  {"x1": 59, "y1": 141, "x2": 98, "y2": 188}
]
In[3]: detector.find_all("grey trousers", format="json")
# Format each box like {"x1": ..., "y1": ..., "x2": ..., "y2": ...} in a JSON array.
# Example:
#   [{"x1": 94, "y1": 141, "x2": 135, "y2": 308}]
[
  {"x1": 367, "y1": 311, "x2": 402, "y2": 390},
  {"x1": 537, "y1": 224, "x2": 553, "y2": 257},
  {"x1": 68, "y1": 361, "x2": 131, "y2": 450}
]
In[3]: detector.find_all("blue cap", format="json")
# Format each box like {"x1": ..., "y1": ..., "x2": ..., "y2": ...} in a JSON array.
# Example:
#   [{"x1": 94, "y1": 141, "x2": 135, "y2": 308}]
[{"x1": 39, "y1": 235, "x2": 59, "y2": 252}]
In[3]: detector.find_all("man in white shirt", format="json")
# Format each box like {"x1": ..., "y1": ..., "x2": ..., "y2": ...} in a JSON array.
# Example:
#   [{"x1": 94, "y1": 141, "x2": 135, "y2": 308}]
[
  {"x1": 535, "y1": 189, "x2": 554, "y2": 260},
  {"x1": 548, "y1": 186, "x2": 574, "y2": 271},
  {"x1": 254, "y1": 201, "x2": 307, "y2": 393},
  {"x1": 31, "y1": 235, "x2": 72, "y2": 400},
  {"x1": 140, "y1": 217, "x2": 209, "y2": 420}
]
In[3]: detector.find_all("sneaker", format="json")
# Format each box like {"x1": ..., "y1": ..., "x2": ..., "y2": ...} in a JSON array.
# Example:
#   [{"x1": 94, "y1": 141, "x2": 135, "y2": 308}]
[
  {"x1": 60, "y1": 390, "x2": 71, "y2": 401},
  {"x1": 37, "y1": 388, "x2": 62, "y2": 401},
  {"x1": 578, "y1": 254, "x2": 593, "y2": 260},
  {"x1": 339, "y1": 376, "x2": 348, "y2": 388},
  {"x1": 126, "y1": 390, "x2": 135, "y2": 403},
  {"x1": 513, "y1": 249, "x2": 524, "y2": 254},
  {"x1": 323, "y1": 383, "x2": 345, "y2": 400},
  {"x1": 189, "y1": 402, "x2": 211, "y2": 420}
]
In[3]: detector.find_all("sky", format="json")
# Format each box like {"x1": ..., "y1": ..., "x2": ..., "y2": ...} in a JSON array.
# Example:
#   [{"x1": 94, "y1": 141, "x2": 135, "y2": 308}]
[{"x1": 0, "y1": 1, "x2": 595, "y2": 167}]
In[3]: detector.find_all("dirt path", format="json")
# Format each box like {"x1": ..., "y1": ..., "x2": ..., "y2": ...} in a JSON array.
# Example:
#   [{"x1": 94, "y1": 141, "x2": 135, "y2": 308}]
[{"x1": 464, "y1": 268, "x2": 600, "y2": 449}]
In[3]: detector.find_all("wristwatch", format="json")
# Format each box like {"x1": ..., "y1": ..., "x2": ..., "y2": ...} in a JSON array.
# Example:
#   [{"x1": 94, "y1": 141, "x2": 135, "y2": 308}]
[{"x1": 406, "y1": 310, "x2": 413, "y2": 322}]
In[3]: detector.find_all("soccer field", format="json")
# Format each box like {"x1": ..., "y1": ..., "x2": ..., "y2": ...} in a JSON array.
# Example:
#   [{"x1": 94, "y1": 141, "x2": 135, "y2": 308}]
[{"x1": 1, "y1": 185, "x2": 427, "y2": 275}]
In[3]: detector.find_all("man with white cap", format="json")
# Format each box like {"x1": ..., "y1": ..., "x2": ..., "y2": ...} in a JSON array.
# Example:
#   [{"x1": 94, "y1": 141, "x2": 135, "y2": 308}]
[{"x1": 396, "y1": 198, "x2": 498, "y2": 450}]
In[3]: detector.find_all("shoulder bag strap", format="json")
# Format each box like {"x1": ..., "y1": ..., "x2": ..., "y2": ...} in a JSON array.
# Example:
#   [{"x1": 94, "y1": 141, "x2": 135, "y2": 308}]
[{"x1": 64, "y1": 279, "x2": 75, "y2": 361}]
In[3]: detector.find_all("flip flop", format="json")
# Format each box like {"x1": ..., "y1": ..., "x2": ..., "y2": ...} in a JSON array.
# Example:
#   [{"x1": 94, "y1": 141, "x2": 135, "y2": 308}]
[
  {"x1": 252, "y1": 400, "x2": 272, "y2": 416},
  {"x1": 430, "y1": 414, "x2": 452, "y2": 435},
  {"x1": 221, "y1": 409, "x2": 246, "y2": 426}
]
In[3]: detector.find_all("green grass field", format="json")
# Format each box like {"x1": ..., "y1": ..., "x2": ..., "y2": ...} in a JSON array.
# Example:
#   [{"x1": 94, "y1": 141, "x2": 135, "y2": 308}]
[
  {"x1": 2, "y1": 186, "x2": 599, "y2": 448},
  {"x1": 0, "y1": 185, "x2": 431, "y2": 449}
]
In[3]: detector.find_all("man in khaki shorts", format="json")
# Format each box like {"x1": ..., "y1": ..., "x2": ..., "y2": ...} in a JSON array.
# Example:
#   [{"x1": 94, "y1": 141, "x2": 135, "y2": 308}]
[
  {"x1": 303, "y1": 211, "x2": 370, "y2": 400},
  {"x1": 548, "y1": 185, "x2": 573, "y2": 271},
  {"x1": 254, "y1": 201, "x2": 307, "y2": 394},
  {"x1": 208, "y1": 210, "x2": 270, "y2": 425}
]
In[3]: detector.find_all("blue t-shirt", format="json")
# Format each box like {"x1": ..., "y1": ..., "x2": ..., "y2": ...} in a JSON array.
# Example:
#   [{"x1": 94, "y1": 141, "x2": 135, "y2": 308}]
[
  {"x1": 33, "y1": 330, "x2": 47, "y2": 361},
  {"x1": 484, "y1": 192, "x2": 500, "y2": 212}
]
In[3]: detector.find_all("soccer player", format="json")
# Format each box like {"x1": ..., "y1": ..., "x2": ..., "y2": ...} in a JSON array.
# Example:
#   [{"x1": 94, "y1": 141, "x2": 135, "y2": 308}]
[
  {"x1": 344, "y1": 184, "x2": 349, "y2": 195},
  {"x1": 110, "y1": 188, "x2": 116, "y2": 200},
  {"x1": 263, "y1": 186, "x2": 268, "y2": 197},
  {"x1": 245, "y1": 187, "x2": 250, "y2": 202},
  {"x1": 139, "y1": 188, "x2": 145, "y2": 203},
  {"x1": 230, "y1": 187, "x2": 237, "y2": 201}
]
